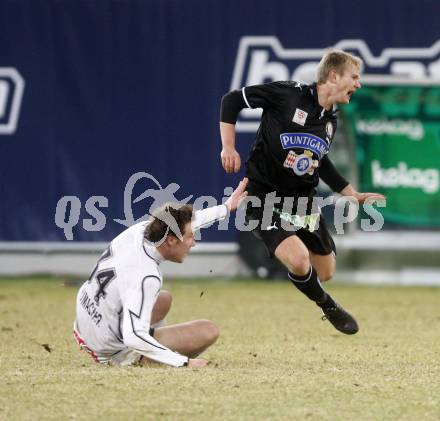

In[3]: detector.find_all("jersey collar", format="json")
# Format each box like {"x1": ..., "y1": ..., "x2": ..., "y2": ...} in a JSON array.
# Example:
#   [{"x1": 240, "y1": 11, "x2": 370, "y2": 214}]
[
  {"x1": 309, "y1": 82, "x2": 338, "y2": 117},
  {"x1": 143, "y1": 242, "x2": 165, "y2": 264}
]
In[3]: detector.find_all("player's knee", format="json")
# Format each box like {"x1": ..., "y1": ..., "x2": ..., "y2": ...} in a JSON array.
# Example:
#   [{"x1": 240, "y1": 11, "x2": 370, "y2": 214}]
[
  {"x1": 163, "y1": 290, "x2": 173, "y2": 306},
  {"x1": 159, "y1": 290, "x2": 172, "y2": 311},
  {"x1": 317, "y1": 259, "x2": 336, "y2": 282},
  {"x1": 152, "y1": 291, "x2": 173, "y2": 324},
  {"x1": 318, "y1": 267, "x2": 335, "y2": 282},
  {"x1": 285, "y1": 252, "x2": 310, "y2": 276},
  {"x1": 200, "y1": 320, "x2": 219, "y2": 345}
]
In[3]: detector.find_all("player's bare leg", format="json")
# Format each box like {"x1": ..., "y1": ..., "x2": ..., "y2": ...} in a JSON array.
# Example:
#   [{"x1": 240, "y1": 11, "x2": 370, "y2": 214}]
[
  {"x1": 151, "y1": 290, "x2": 172, "y2": 326},
  {"x1": 153, "y1": 320, "x2": 219, "y2": 358},
  {"x1": 274, "y1": 235, "x2": 311, "y2": 275},
  {"x1": 274, "y1": 236, "x2": 358, "y2": 334},
  {"x1": 275, "y1": 235, "x2": 330, "y2": 303},
  {"x1": 309, "y1": 252, "x2": 336, "y2": 282}
]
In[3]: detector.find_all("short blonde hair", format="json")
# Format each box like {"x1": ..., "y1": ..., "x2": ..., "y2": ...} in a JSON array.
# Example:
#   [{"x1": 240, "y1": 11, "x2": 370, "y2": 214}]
[{"x1": 316, "y1": 49, "x2": 363, "y2": 84}]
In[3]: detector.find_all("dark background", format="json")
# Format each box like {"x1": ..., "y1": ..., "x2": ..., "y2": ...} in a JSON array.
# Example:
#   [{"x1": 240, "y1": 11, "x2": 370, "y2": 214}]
[{"x1": 1, "y1": 0, "x2": 438, "y2": 241}]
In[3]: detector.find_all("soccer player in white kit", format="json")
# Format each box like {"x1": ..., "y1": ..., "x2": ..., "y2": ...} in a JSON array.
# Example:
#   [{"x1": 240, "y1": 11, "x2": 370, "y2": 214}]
[{"x1": 74, "y1": 178, "x2": 248, "y2": 368}]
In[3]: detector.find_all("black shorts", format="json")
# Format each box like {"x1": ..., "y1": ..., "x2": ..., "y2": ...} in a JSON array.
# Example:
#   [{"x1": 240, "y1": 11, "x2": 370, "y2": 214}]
[{"x1": 245, "y1": 200, "x2": 336, "y2": 258}]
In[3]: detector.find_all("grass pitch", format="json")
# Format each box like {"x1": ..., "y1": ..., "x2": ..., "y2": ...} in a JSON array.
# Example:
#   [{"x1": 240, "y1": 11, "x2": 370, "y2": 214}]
[{"x1": 0, "y1": 277, "x2": 439, "y2": 420}]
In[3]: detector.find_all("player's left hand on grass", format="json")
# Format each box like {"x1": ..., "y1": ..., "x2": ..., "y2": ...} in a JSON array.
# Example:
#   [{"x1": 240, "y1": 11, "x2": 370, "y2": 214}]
[
  {"x1": 225, "y1": 177, "x2": 248, "y2": 212},
  {"x1": 187, "y1": 358, "x2": 209, "y2": 368}
]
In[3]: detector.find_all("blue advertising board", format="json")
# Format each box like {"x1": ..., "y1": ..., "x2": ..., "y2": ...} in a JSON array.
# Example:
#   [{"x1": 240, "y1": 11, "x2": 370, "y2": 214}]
[{"x1": 0, "y1": 0, "x2": 439, "y2": 241}]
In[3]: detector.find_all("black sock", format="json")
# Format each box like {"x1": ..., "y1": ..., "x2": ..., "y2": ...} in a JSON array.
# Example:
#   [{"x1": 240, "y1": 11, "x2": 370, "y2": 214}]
[{"x1": 288, "y1": 267, "x2": 336, "y2": 308}]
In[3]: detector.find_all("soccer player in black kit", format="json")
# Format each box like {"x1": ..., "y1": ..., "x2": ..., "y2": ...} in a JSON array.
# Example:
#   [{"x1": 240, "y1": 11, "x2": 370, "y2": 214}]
[{"x1": 220, "y1": 49, "x2": 385, "y2": 335}]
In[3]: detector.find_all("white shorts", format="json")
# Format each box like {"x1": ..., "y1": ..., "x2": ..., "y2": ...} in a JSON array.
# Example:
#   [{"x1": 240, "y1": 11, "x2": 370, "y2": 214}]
[{"x1": 73, "y1": 323, "x2": 142, "y2": 366}]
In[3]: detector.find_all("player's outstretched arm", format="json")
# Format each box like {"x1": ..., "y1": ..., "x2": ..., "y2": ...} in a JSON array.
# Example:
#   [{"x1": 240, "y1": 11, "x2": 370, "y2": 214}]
[
  {"x1": 191, "y1": 178, "x2": 248, "y2": 231},
  {"x1": 225, "y1": 177, "x2": 248, "y2": 212},
  {"x1": 319, "y1": 156, "x2": 385, "y2": 204},
  {"x1": 319, "y1": 155, "x2": 350, "y2": 193},
  {"x1": 339, "y1": 184, "x2": 386, "y2": 204}
]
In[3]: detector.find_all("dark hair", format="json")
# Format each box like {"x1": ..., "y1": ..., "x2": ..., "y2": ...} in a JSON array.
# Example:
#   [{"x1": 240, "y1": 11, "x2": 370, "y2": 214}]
[{"x1": 144, "y1": 203, "x2": 194, "y2": 243}]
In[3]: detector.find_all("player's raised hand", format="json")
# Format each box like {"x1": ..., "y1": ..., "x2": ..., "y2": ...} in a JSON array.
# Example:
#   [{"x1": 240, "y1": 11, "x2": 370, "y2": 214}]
[
  {"x1": 187, "y1": 358, "x2": 209, "y2": 368},
  {"x1": 221, "y1": 147, "x2": 241, "y2": 173},
  {"x1": 225, "y1": 177, "x2": 248, "y2": 212}
]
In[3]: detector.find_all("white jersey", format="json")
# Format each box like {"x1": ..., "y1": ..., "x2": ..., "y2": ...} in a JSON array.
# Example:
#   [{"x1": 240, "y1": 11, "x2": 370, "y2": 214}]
[{"x1": 74, "y1": 205, "x2": 228, "y2": 367}]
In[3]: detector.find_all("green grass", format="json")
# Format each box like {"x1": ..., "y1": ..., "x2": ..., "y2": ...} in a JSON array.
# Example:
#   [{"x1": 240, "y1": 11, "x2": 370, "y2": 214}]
[{"x1": 1, "y1": 277, "x2": 439, "y2": 420}]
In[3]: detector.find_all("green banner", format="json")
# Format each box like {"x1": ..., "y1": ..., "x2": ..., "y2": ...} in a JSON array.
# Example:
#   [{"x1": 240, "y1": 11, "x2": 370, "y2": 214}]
[{"x1": 342, "y1": 85, "x2": 440, "y2": 227}]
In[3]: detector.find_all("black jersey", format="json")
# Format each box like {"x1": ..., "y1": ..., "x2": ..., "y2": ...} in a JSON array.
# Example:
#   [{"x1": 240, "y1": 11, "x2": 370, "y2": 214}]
[{"x1": 221, "y1": 81, "x2": 341, "y2": 197}]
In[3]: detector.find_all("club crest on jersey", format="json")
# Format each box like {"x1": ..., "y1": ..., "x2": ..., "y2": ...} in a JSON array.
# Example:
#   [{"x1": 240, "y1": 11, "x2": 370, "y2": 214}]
[
  {"x1": 283, "y1": 150, "x2": 318, "y2": 176},
  {"x1": 283, "y1": 150, "x2": 296, "y2": 169},
  {"x1": 293, "y1": 154, "x2": 312, "y2": 176},
  {"x1": 292, "y1": 108, "x2": 308, "y2": 126}
]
